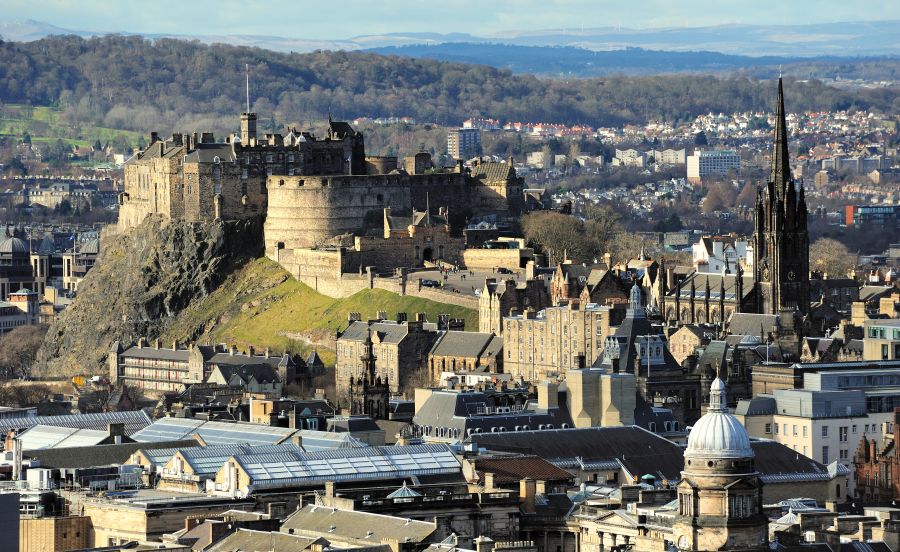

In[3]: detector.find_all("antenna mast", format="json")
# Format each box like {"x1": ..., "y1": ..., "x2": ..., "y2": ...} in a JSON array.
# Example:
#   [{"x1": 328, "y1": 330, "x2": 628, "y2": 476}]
[{"x1": 245, "y1": 63, "x2": 250, "y2": 113}]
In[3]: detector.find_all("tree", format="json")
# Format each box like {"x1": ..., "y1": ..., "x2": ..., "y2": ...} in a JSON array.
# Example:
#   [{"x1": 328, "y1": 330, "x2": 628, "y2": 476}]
[
  {"x1": 21, "y1": 131, "x2": 31, "y2": 144},
  {"x1": 810, "y1": 238, "x2": 856, "y2": 278},
  {"x1": 694, "y1": 131, "x2": 708, "y2": 146},
  {"x1": 0, "y1": 383, "x2": 54, "y2": 407},
  {"x1": 0, "y1": 324, "x2": 48, "y2": 379},
  {"x1": 735, "y1": 182, "x2": 758, "y2": 207},
  {"x1": 54, "y1": 199, "x2": 73, "y2": 216},
  {"x1": 522, "y1": 211, "x2": 595, "y2": 264},
  {"x1": 583, "y1": 203, "x2": 622, "y2": 256},
  {"x1": 702, "y1": 182, "x2": 738, "y2": 214}
]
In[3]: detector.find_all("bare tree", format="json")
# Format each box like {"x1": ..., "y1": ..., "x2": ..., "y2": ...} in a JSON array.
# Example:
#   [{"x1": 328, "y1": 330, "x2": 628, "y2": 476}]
[
  {"x1": 810, "y1": 238, "x2": 857, "y2": 278},
  {"x1": 0, "y1": 324, "x2": 48, "y2": 380}
]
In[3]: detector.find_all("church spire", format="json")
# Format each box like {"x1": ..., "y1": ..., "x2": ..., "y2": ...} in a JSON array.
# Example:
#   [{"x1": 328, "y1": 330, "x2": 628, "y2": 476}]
[{"x1": 770, "y1": 77, "x2": 792, "y2": 194}]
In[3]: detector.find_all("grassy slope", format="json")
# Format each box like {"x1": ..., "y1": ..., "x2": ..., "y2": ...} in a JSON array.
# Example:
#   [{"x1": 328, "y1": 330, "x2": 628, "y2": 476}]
[
  {"x1": 161, "y1": 258, "x2": 478, "y2": 367},
  {"x1": 0, "y1": 104, "x2": 142, "y2": 147}
]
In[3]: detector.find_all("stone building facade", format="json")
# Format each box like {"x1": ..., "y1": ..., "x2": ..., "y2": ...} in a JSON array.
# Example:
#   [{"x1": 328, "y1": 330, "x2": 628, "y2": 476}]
[
  {"x1": 854, "y1": 408, "x2": 900, "y2": 504},
  {"x1": 478, "y1": 278, "x2": 550, "y2": 335},
  {"x1": 502, "y1": 301, "x2": 620, "y2": 382},
  {"x1": 108, "y1": 340, "x2": 298, "y2": 393},
  {"x1": 335, "y1": 318, "x2": 439, "y2": 402}
]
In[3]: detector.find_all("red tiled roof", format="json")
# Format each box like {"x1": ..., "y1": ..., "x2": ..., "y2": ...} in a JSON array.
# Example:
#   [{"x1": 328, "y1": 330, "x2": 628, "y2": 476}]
[{"x1": 473, "y1": 455, "x2": 573, "y2": 484}]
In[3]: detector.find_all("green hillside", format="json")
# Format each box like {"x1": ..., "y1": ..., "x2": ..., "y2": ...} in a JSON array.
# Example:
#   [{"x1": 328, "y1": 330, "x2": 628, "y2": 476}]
[
  {"x1": 0, "y1": 103, "x2": 142, "y2": 149},
  {"x1": 161, "y1": 257, "x2": 478, "y2": 367}
]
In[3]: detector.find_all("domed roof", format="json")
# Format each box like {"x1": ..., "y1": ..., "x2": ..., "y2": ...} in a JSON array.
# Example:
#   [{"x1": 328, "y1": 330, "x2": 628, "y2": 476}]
[
  {"x1": 0, "y1": 236, "x2": 28, "y2": 254},
  {"x1": 685, "y1": 378, "x2": 754, "y2": 460}
]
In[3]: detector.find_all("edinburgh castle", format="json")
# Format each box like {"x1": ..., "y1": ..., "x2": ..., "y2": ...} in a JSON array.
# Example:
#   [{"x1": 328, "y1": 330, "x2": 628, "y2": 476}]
[{"x1": 119, "y1": 111, "x2": 525, "y2": 288}]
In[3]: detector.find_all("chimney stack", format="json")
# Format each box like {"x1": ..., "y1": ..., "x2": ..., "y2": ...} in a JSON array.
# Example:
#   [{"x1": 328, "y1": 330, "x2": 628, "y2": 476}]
[
  {"x1": 519, "y1": 478, "x2": 536, "y2": 514},
  {"x1": 108, "y1": 423, "x2": 125, "y2": 444}
]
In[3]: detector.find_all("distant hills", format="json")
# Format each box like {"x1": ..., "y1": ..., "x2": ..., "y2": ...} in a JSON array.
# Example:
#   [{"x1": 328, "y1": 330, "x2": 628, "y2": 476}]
[
  {"x1": 2, "y1": 18, "x2": 899, "y2": 58},
  {"x1": 364, "y1": 43, "x2": 892, "y2": 78},
  {"x1": 1, "y1": 35, "x2": 897, "y2": 137}
]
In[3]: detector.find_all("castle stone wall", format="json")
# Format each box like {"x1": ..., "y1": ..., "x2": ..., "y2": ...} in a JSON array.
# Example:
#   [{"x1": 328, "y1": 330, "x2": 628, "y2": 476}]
[
  {"x1": 461, "y1": 248, "x2": 529, "y2": 271},
  {"x1": 265, "y1": 175, "x2": 413, "y2": 253}
]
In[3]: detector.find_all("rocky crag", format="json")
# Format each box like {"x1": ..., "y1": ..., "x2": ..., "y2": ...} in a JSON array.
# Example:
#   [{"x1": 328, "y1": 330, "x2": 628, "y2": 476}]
[{"x1": 37, "y1": 216, "x2": 264, "y2": 377}]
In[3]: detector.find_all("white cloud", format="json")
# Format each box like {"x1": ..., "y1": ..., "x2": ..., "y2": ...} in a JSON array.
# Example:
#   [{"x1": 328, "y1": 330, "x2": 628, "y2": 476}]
[{"x1": 3, "y1": 0, "x2": 898, "y2": 38}]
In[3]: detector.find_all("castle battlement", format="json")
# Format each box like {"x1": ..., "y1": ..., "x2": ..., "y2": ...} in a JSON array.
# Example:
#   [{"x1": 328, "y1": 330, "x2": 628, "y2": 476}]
[
  {"x1": 269, "y1": 171, "x2": 466, "y2": 190},
  {"x1": 118, "y1": 111, "x2": 526, "y2": 287}
]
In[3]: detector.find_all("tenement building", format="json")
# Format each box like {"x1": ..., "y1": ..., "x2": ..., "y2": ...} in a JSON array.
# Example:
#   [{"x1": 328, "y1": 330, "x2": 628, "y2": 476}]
[{"x1": 502, "y1": 300, "x2": 620, "y2": 382}]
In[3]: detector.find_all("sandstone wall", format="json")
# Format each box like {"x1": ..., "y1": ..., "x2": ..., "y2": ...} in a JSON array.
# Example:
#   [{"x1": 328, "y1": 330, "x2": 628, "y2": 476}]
[
  {"x1": 265, "y1": 175, "x2": 412, "y2": 252},
  {"x1": 461, "y1": 248, "x2": 528, "y2": 271}
]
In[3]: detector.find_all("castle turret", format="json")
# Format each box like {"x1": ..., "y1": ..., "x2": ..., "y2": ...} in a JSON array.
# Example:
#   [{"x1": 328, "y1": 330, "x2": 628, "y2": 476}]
[{"x1": 240, "y1": 112, "x2": 257, "y2": 145}]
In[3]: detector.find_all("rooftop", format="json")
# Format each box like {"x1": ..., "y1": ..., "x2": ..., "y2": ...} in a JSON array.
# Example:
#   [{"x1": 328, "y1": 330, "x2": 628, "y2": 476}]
[{"x1": 281, "y1": 504, "x2": 435, "y2": 544}]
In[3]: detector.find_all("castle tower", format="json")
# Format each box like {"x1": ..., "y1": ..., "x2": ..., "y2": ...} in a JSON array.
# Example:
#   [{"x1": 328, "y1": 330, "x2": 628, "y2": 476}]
[
  {"x1": 673, "y1": 378, "x2": 767, "y2": 551},
  {"x1": 240, "y1": 112, "x2": 257, "y2": 146},
  {"x1": 349, "y1": 328, "x2": 389, "y2": 420},
  {"x1": 754, "y1": 78, "x2": 810, "y2": 317}
]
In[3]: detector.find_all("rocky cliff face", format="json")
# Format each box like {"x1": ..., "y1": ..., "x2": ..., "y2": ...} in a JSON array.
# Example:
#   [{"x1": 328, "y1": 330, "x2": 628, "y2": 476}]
[{"x1": 37, "y1": 215, "x2": 263, "y2": 377}]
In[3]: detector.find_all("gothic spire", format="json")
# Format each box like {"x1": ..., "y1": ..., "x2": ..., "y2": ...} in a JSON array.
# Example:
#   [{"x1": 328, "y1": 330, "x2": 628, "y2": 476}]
[{"x1": 770, "y1": 77, "x2": 792, "y2": 194}]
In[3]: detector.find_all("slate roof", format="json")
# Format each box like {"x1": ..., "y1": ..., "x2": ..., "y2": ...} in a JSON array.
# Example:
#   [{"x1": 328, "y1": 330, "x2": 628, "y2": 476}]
[
  {"x1": 735, "y1": 395, "x2": 777, "y2": 416},
  {"x1": 211, "y1": 363, "x2": 280, "y2": 385},
  {"x1": 281, "y1": 504, "x2": 436, "y2": 544},
  {"x1": 727, "y1": 312, "x2": 780, "y2": 337},
  {"x1": 669, "y1": 272, "x2": 754, "y2": 301},
  {"x1": 429, "y1": 331, "x2": 495, "y2": 358},
  {"x1": 327, "y1": 415, "x2": 381, "y2": 433},
  {"x1": 751, "y1": 440, "x2": 841, "y2": 483},
  {"x1": 120, "y1": 345, "x2": 190, "y2": 362},
  {"x1": 414, "y1": 390, "x2": 572, "y2": 441},
  {"x1": 0, "y1": 410, "x2": 151, "y2": 437},
  {"x1": 470, "y1": 426, "x2": 684, "y2": 481},
  {"x1": 860, "y1": 285, "x2": 894, "y2": 302},
  {"x1": 183, "y1": 143, "x2": 236, "y2": 164},
  {"x1": 472, "y1": 455, "x2": 574, "y2": 485},
  {"x1": 206, "y1": 529, "x2": 322, "y2": 552},
  {"x1": 470, "y1": 161, "x2": 515, "y2": 183},
  {"x1": 339, "y1": 321, "x2": 409, "y2": 344},
  {"x1": 305, "y1": 351, "x2": 324, "y2": 367},
  {"x1": 25, "y1": 439, "x2": 199, "y2": 469}
]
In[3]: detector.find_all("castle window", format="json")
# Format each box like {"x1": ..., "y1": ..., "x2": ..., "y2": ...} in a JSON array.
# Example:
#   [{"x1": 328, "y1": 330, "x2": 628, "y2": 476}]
[{"x1": 241, "y1": 168, "x2": 248, "y2": 179}]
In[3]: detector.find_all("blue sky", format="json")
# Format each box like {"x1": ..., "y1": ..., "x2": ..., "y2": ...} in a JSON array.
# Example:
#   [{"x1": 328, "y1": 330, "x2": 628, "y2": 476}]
[{"x1": 5, "y1": 0, "x2": 900, "y2": 38}]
